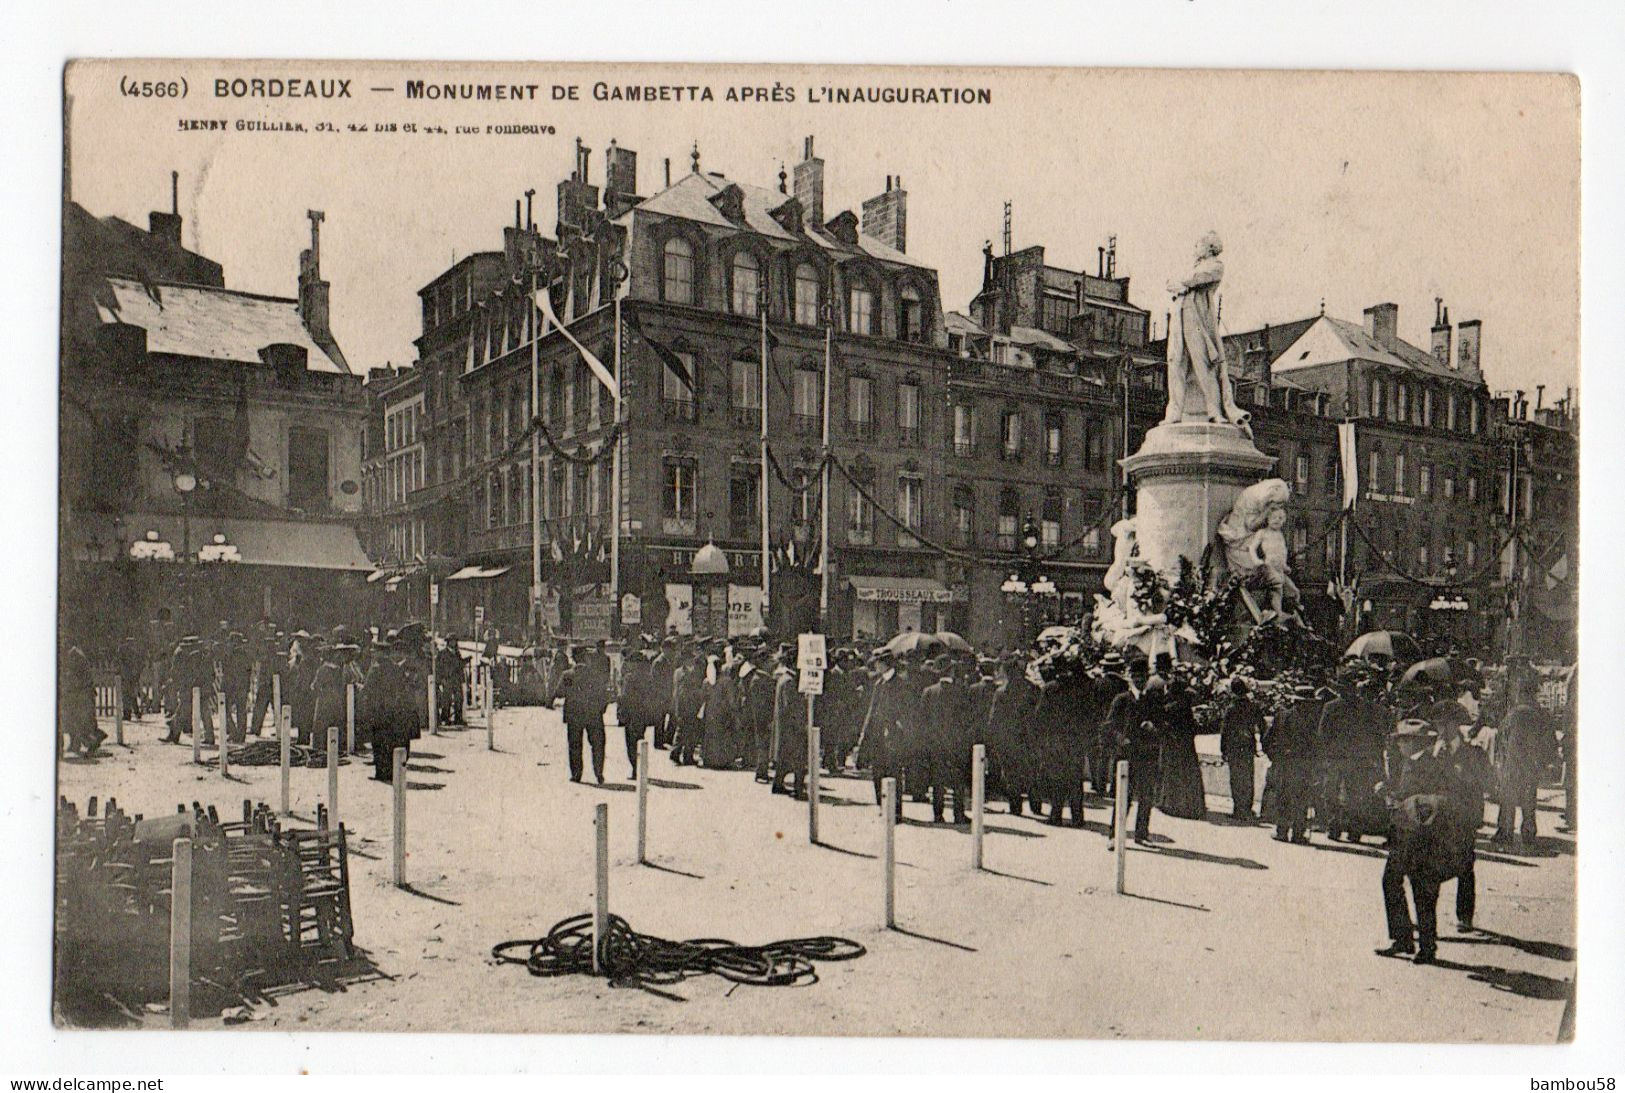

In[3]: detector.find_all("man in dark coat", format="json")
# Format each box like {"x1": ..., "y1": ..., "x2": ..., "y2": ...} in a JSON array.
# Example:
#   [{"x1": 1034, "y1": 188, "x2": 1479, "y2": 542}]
[
  {"x1": 1264, "y1": 684, "x2": 1326, "y2": 843},
  {"x1": 859, "y1": 650, "x2": 913, "y2": 818},
  {"x1": 59, "y1": 641, "x2": 104, "y2": 757},
  {"x1": 220, "y1": 632, "x2": 253, "y2": 744},
  {"x1": 619, "y1": 641, "x2": 659, "y2": 778},
  {"x1": 1109, "y1": 672, "x2": 1164, "y2": 846},
  {"x1": 920, "y1": 655, "x2": 973, "y2": 823},
  {"x1": 116, "y1": 630, "x2": 145, "y2": 720},
  {"x1": 988, "y1": 652, "x2": 1043, "y2": 815},
  {"x1": 1492, "y1": 668, "x2": 1556, "y2": 844},
  {"x1": 561, "y1": 643, "x2": 611, "y2": 783},
  {"x1": 819, "y1": 652, "x2": 857, "y2": 775},
  {"x1": 436, "y1": 637, "x2": 467, "y2": 726},
  {"x1": 1219, "y1": 678, "x2": 1264, "y2": 822},
  {"x1": 1317, "y1": 668, "x2": 1393, "y2": 841},
  {"x1": 742, "y1": 647, "x2": 779, "y2": 783},
  {"x1": 361, "y1": 633, "x2": 416, "y2": 782},
  {"x1": 1100, "y1": 657, "x2": 1149, "y2": 815},
  {"x1": 648, "y1": 636, "x2": 679, "y2": 749},
  {"x1": 770, "y1": 653, "x2": 808, "y2": 798},
  {"x1": 670, "y1": 643, "x2": 707, "y2": 766}
]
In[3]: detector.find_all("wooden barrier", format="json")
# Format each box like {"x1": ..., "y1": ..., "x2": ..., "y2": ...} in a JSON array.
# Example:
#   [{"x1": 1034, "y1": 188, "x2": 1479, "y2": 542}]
[
  {"x1": 881, "y1": 776, "x2": 897, "y2": 928},
  {"x1": 1114, "y1": 759, "x2": 1129, "y2": 895},
  {"x1": 971, "y1": 743, "x2": 987, "y2": 871},
  {"x1": 272, "y1": 673, "x2": 282, "y2": 738},
  {"x1": 113, "y1": 677, "x2": 124, "y2": 746},
  {"x1": 218, "y1": 702, "x2": 229, "y2": 779},
  {"x1": 345, "y1": 683, "x2": 356, "y2": 754},
  {"x1": 392, "y1": 748, "x2": 407, "y2": 887},
  {"x1": 427, "y1": 674, "x2": 439, "y2": 736},
  {"x1": 190, "y1": 688, "x2": 202, "y2": 764},
  {"x1": 592, "y1": 802, "x2": 609, "y2": 974},
  {"x1": 169, "y1": 836, "x2": 191, "y2": 1029}
]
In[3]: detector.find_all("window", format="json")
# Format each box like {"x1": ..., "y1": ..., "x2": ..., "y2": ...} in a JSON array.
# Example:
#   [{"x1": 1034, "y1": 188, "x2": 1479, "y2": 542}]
[
  {"x1": 1418, "y1": 544, "x2": 1430, "y2": 572},
  {"x1": 997, "y1": 487, "x2": 1020, "y2": 552},
  {"x1": 1442, "y1": 471, "x2": 1455, "y2": 500},
  {"x1": 897, "y1": 382, "x2": 920, "y2": 445},
  {"x1": 589, "y1": 461, "x2": 603, "y2": 516},
  {"x1": 848, "y1": 282, "x2": 874, "y2": 335},
  {"x1": 1370, "y1": 376, "x2": 1385, "y2": 418},
  {"x1": 847, "y1": 476, "x2": 874, "y2": 544},
  {"x1": 729, "y1": 465, "x2": 759, "y2": 537},
  {"x1": 287, "y1": 427, "x2": 330, "y2": 511},
  {"x1": 731, "y1": 357, "x2": 761, "y2": 427},
  {"x1": 662, "y1": 238, "x2": 694, "y2": 305},
  {"x1": 794, "y1": 263, "x2": 821, "y2": 326},
  {"x1": 1395, "y1": 383, "x2": 1409, "y2": 424},
  {"x1": 792, "y1": 468, "x2": 815, "y2": 526},
  {"x1": 1394, "y1": 451, "x2": 1407, "y2": 496},
  {"x1": 488, "y1": 471, "x2": 504, "y2": 529},
  {"x1": 1419, "y1": 463, "x2": 1432, "y2": 497},
  {"x1": 575, "y1": 463, "x2": 590, "y2": 519},
  {"x1": 548, "y1": 463, "x2": 565, "y2": 520},
  {"x1": 513, "y1": 464, "x2": 529, "y2": 524},
  {"x1": 1041, "y1": 492, "x2": 1062, "y2": 547},
  {"x1": 1422, "y1": 387, "x2": 1435, "y2": 427},
  {"x1": 952, "y1": 484, "x2": 974, "y2": 547},
  {"x1": 899, "y1": 285, "x2": 924, "y2": 342},
  {"x1": 1001, "y1": 410, "x2": 1024, "y2": 460},
  {"x1": 1470, "y1": 398, "x2": 1482, "y2": 435},
  {"x1": 1367, "y1": 451, "x2": 1380, "y2": 496},
  {"x1": 847, "y1": 374, "x2": 873, "y2": 438},
  {"x1": 897, "y1": 475, "x2": 923, "y2": 547},
  {"x1": 663, "y1": 350, "x2": 696, "y2": 419},
  {"x1": 1294, "y1": 453, "x2": 1310, "y2": 494},
  {"x1": 1467, "y1": 474, "x2": 1479, "y2": 503},
  {"x1": 1465, "y1": 539, "x2": 1477, "y2": 568},
  {"x1": 1446, "y1": 390, "x2": 1459, "y2": 431},
  {"x1": 194, "y1": 417, "x2": 238, "y2": 485},
  {"x1": 953, "y1": 404, "x2": 977, "y2": 456},
  {"x1": 1293, "y1": 525, "x2": 1309, "y2": 556},
  {"x1": 1045, "y1": 413, "x2": 1064, "y2": 467},
  {"x1": 1041, "y1": 294, "x2": 1071, "y2": 335},
  {"x1": 793, "y1": 367, "x2": 821, "y2": 433},
  {"x1": 662, "y1": 458, "x2": 697, "y2": 526},
  {"x1": 731, "y1": 251, "x2": 761, "y2": 317},
  {"x1": 1084, "y1": 418, "x2": 1106, "y2": 472}
]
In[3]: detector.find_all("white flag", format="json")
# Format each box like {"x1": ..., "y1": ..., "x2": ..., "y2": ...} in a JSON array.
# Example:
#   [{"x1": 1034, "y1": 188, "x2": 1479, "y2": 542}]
[
  {"x1": 1338, "y1": 421, "x2": 1359, "y2": 511},
  {"x1": 536, "y1": 288, "x2": 618, "y2": 399}
]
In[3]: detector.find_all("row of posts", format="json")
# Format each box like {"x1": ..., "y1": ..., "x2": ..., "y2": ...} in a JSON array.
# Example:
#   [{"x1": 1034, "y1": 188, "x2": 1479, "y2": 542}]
[{"x1": 165, "y1": 688, "x2": 1131, "y2": 1024}]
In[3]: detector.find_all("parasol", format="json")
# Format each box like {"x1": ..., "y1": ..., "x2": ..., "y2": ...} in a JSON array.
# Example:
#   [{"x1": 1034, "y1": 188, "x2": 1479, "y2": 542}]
[{"x1": 1344, "y1": 630, "x2": 1421, "y2": 662}]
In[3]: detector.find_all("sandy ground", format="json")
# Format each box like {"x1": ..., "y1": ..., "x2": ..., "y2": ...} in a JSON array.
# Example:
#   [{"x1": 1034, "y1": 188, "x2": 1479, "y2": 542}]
[{"x1": 57, "y1": 705, "x2": 1575, "y2": 1042}]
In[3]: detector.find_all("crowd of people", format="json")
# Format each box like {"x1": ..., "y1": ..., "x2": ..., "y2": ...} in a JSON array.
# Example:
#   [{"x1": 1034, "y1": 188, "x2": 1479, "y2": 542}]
[{"x1": 61, "y1": 611, "x2": 1575, "y2": 968}]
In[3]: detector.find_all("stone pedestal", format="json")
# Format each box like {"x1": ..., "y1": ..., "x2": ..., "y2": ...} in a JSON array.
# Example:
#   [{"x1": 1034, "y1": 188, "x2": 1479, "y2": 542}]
[{"x1": 1120, "y1": 422, "x2": 1276, "y2": 579}]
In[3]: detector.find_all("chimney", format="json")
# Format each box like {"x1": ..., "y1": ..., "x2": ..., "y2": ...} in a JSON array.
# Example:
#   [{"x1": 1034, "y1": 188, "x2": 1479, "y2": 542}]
[
  {"x1": 793, "y1": 136, "x2": 825, "y2": 229},
  {"x1": 298, "y1": 210, "x2": 330, "y2": 340},
  {"x1": 860, "y1": 174, "x2": 907, "y2": 253},
  {"x1": 604, "y1": 140, "x2": 639, "y2": 217},
  {"x1": 556, "y1": 139, "x2": 599, "y2": 231},
  {"x1": 1456, "y1": 319, "x2": 1482, "y2": 374},
  {"x1": 1363, "y1": 302, "x2": 1399, "y2": 348},
  {"x1": 1430, "y1": 301, "x2": 1453, "y2": 367},
  {"x1": 147, "y1": 170, "x2": 183, "y2": 247}
]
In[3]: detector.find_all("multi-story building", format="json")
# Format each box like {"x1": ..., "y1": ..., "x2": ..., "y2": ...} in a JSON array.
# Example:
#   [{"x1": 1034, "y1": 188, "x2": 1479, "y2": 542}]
[{"x1": 61, "y1": 188, "x2": 373, "y2": 642}]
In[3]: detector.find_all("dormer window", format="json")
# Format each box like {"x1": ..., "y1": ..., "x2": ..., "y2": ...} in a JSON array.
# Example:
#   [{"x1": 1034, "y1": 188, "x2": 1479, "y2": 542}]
[
  {"x1": 899, "y1": 284, "x2": 924, "y2": 342},
  {"x1": 795, "y1": 263, "x2": 821, "y2": 326},
  {"x1": 848, "y1": 280, "x2": 875, "y2": 335},
  {"x1": 731, "y1": 251, "x2": 761, "y2": 318},
  {"x1": 662, "y1": 237, "x2": 694, "y2": 305}
]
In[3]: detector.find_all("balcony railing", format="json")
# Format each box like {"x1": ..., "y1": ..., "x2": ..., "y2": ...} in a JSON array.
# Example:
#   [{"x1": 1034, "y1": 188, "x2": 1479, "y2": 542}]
[
  {"x1": 731, "y1": 405, "x2": 761, "y2": 429},
  {"x1": 898, "y1": 426, "x2": 921, "y2": 447},
  {"x1": 792, "y1": 413, "x2": 821, "y2": 436},
  {"x1": 1045, "y1": 449, "x2": 1064, "y2": 467},
  {"x1": 849, "y1": 419, "x2": 875, "y2": 441},
  {"x1": 848, "y1": 524, "x2": 875, "y2": 545},
  {"x1": 1001, "y1": 444, "x2": 1024, "y2": 462},
  {"x1": 954, "y1": 438, "x2": 977, "y2": 458},
  {"x1": 996, "y1": 532, "x2": 1017, "y2": 552},
  {"x1": 662, "y1": 398, "x2": 697, "y2": 422}
]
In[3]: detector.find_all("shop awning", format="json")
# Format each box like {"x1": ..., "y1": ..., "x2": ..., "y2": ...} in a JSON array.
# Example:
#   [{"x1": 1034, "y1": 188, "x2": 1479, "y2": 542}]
[
  {"x1": 847, "y1": 576, "x2": 962, "y2": 603},
  {"x1": 76, "y1": 511, "x2": 373, "y2": 571}
]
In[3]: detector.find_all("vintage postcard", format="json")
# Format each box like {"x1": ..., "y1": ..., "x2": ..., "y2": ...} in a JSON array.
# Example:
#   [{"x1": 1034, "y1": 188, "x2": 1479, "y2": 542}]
[{"x1": 56, "y1": 60, "x2": 1579, "y2": 1042}]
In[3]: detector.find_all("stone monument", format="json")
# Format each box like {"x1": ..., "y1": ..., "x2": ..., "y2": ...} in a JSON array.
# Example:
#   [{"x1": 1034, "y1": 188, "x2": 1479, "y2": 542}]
[{"x1": 1119, "y1": 231, "x2": 1276, "y2": 579}]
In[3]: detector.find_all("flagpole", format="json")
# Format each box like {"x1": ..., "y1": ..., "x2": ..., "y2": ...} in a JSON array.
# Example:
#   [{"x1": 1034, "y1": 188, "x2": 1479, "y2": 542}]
[
  {"x1": 819, "y1": 320, "x2": 832, "y2": 628},
  {"x1": 529, "y1": 267, "x2": 543, "y2": 642},
  {"x1": 760, "y1": 294, "x2": 771, "y2": 628},
  {"x1": 611, "y1": 294, "x2": 624, "y2": 636}
]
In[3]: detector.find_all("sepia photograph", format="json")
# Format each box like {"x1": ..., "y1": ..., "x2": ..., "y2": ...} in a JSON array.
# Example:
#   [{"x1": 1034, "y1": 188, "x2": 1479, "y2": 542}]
[{"x1": 44, "y1": 53, "x2": 1596, "y2": 1059}]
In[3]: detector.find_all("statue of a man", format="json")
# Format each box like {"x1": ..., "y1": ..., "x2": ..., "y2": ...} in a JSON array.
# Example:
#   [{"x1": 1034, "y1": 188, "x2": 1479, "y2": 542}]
[{"x1": 1165, "y1": 231, "x2": 1250, "y2": 433}]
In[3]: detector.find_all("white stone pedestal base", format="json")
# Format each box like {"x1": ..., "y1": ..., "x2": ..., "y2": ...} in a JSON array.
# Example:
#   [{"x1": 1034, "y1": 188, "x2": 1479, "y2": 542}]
[{"x1": 1120, "y1": 422, "x2": 1276, "y2": 579}]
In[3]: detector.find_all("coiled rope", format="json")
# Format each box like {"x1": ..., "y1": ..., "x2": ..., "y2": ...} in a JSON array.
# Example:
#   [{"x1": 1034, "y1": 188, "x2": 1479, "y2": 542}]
[{"x1": 492, "y1": 912, "x2": 865, "y2": 991}]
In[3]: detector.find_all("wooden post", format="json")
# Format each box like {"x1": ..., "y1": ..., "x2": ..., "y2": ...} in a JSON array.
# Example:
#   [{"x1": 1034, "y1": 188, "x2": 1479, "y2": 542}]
[
  {"x1": 592, "y1": 802, "x2": 609, "y2": 974},
  {"x1": 1114, "y1": 759, "x2": 1129, "y2": 895},
  {"x1": 113, "y1": 677, "x2": 125, "y2": 746},
  {"x1": 881, "y1": 776, "x2": 897, "y2": 928},
  {"x1": 427, "y1": 673, "x2": 439, "y2": 736},
  {"x1": 483, "y1": 665, "x2": 494, "y2": 725},
  {"x1": 808, "y1": 725, "x2": 821, "y2": 844},
  {"x1": 345, "y1": 682, "x2": 356, "y2": 754},
  {"x1": 971, "y1": 743, "x2": 987, "y2": 871},
  {"x1": 272, "y1": 672, "x2": 282, "y2": 738},
  {"x1": 218, "y1": 705, "x2": 229, "y2": 779},
  {"x1": 168, "y1": 837, "x2": 192, "y2": 1029},
  {"x1": 189, "y1": 687, "x2": 202, "y2": 763},
  {"x1": 327, "y1": 727, "x2": 340, "y2": 825},
  {"x1": 636, "y1": 736, "x2": 650, "y2": 864},
  {"x1": 279, "y1": 705, "x2": 292, "y2": 817},
  {"x1": 486, "y1": 685, "x2": 495, "y2": 751},
  {"x1": 392, "y1": 747, "x2": 407, "y2": 887}
]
